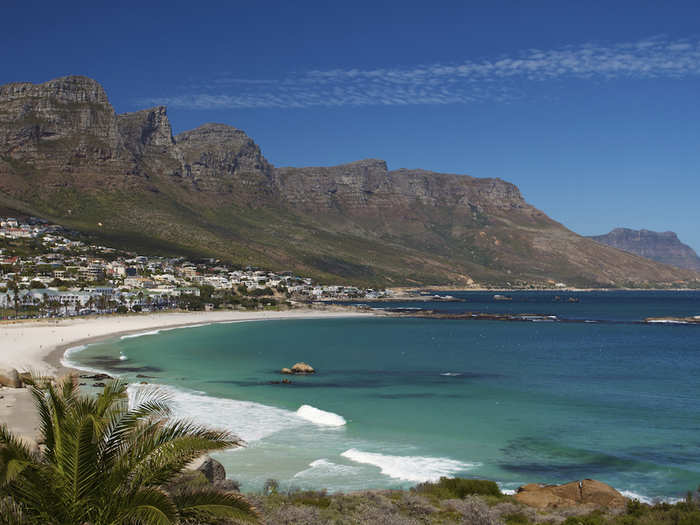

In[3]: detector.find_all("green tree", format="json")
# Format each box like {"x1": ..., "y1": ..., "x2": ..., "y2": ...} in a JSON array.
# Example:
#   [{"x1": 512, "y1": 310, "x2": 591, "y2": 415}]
[{"x1": 0, "y1": 378, "x2": 259, "y2": 524}]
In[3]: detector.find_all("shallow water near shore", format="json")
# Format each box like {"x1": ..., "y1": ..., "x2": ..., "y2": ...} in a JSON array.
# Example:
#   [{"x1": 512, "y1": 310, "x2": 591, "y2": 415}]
[{"x1": 67, "y1": 291, "x2": 700, "y2": 500}]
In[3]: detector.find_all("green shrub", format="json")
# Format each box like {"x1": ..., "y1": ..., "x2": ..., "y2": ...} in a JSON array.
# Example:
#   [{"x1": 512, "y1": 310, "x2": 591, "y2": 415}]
[
  {"x1": 504, "y1": 511, "x2": 531, "y2": 525},
  {"x1": 414, "y1": 477, "x2": 503, "y2": 500},
  {"x1": 290, "y1": 490, "x2": 332, "y2": 509}
]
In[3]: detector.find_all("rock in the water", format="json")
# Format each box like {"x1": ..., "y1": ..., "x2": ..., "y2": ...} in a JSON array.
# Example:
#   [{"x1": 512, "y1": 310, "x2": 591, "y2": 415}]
[
  {"x1": 197, "y1": 456, "x2": 227, "y2": 483},
  {"x1": 515, "y1": 479, "x2": 626, "y2": 509},
  {"x1": 0, "y1": 368, "x2": 22, "y2": 388},
  {"x1": 291, "y1": 362, "x2": 315, "y2": 374},
  {"x1": 281, "y1": 367, "x2": 293, "y2": 375}
]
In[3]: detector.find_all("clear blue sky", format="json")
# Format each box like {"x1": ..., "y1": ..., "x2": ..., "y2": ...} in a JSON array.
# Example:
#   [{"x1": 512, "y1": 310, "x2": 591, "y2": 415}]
[{"x1": 3, "y1": 1, "x2": 700, "y2": 251}]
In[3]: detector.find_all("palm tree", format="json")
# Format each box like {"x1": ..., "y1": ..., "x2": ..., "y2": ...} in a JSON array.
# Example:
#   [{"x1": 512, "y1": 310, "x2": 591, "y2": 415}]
[{"x1": 0, "y1": 377, "x2": 258, "y2": 524}]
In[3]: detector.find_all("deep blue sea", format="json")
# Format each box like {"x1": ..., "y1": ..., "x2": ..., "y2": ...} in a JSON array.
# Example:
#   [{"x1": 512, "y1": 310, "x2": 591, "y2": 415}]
[{"x1": 67, "y1": 291, "x2": 700, "y2": 500}]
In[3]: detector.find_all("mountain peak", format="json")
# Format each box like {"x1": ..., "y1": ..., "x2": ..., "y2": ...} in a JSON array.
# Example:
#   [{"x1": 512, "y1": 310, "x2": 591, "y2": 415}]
[{"x1": 0, "y1": 75, "x2": 111, "y2": 107}]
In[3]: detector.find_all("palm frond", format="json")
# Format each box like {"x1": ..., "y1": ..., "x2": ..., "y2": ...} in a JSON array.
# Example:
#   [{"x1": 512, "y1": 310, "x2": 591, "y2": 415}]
[
  {"x1": 0, "y1": 497, "x2": 36, "y2": 525},
  {"x1": 0, "y1": 425, "x2": 36, "y2": 486},
  {"x1": 174, "y1": 488, "x2": 260, "y2": 523},
  {"x1": 115, "y1": 486, "x2": 177, "y2": 525}
]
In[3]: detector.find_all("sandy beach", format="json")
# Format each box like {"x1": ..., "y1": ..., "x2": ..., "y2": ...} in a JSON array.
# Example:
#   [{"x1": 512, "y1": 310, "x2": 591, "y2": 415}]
[{"x1": 0, "y1": 307, "x2": 374, "y2": 439}]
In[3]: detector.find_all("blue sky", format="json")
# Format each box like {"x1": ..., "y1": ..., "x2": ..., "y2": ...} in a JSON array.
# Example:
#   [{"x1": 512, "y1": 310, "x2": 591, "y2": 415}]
[{"x1": 3, "y1": 1, "x2": 700, "y2": 251}]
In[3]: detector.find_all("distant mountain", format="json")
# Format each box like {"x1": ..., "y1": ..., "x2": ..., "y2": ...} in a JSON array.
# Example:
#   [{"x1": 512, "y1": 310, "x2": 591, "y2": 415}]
[
  {"x1": 588, "y1": 228, "x2": 700, "y2": 272},
  {"x1": 0, "y1": 76, "x2": 698, "y2": 287}
]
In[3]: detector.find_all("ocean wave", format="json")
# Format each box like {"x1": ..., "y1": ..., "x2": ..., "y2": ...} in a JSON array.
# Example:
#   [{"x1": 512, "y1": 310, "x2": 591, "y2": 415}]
[
  {"x1": 127, "y1": 383, "x2": 307, "y2": 443},
  {"x1": 296, "y1": 405, "x2": 347, "y2": 427},
  {"x1": 440, "y1": 372, "x2": 463, "y2": 377},
  {"x1": 60, "y1": 344, "x2": 108, "y2": 375},
  {"x1": 619, "y1": 490, "x2": 682, "y2": 505},
  {"x1": 293, "y1": 459, "x2": 361, "y2": 479},
  {"x1": 120, "y1": 323, "x2": 212, "y2": 340},
  {"x1": 340, "y1": 448, "x2": 478, "y2": 482}
]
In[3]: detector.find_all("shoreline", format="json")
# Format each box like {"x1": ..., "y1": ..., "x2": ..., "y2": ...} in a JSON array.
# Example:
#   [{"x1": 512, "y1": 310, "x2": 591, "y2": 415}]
[
  {"x1": 0, "y1": 307, "x2": 376, "y2": 441},
  {"x1": 1, "y1": 306, "x2": 375, "y2": 376}
]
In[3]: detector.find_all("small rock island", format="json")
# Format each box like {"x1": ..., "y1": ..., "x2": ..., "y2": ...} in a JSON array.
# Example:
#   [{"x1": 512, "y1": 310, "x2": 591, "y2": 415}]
[{"x1": 281, "y1": 362, "x2": 316, "y2": 374}]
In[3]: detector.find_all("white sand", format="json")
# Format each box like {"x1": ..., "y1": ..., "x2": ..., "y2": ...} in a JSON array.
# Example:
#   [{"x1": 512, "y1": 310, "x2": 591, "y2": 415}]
[{"x1": 0, "y1": 308, "x2": 373, "y2": 375}]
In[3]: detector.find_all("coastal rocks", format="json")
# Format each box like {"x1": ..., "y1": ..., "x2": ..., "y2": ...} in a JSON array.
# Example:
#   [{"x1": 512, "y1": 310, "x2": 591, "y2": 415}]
[
  {"x1": 197, "y1": 456, "x2": 227, "y2": 484},
  {"x1": 0, "y1": 368, "x2": 22, "y2": 388},
  {"x1": 515, "y1": 479, "x2": 626, "y2": 509},
  {"x1": 281, "y1": 362, "x2": 316, "y2": 374},
  {"x1": 80, "y1": 373, "x2": 111, "y2": 380}
]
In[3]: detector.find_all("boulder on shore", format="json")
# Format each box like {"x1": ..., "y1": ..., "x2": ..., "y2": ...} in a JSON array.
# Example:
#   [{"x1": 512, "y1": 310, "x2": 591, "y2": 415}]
[
  {"x1": 515, "y1": 479, "x2": 626, "y2": 509},
  {"x1": 0, "y1": 368, "x2": 22, "y2": 388},
  {"x1": 291, "y1": 362, "x2": 315, "y2": 374},
  {"x1": 197, "y1": 456, "x2": 227, "y2": 483},
  {"x1": 281, "y1": 367, "x2": 293, "y2": 375}
]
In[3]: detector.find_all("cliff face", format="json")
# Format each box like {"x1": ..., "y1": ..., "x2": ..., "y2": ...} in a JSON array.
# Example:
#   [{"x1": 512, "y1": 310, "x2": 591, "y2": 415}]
[
  {"x1": 0, "y1": 76, "x2": 697, "y2": 287},
  {"x1": 589, "y1": 228, "x2": 700, "y2": 272}
]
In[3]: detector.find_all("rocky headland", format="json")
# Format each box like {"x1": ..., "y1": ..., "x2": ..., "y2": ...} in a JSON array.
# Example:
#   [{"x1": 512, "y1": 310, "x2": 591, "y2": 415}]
[{"x1": 589, "y1": 228, "x2": 700, "y2": 272}]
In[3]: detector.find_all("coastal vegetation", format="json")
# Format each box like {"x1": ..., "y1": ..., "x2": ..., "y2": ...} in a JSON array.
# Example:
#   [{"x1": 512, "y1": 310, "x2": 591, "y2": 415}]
[
  {"x1": 245, "y1": 481, "x2": 700, "y2": 525},
  {"x1": 1, "y1": 378, "x2": 700, "y2": 524},
  {"x1": 0, "y1": 377, "x2": 259, "y2": 524}
]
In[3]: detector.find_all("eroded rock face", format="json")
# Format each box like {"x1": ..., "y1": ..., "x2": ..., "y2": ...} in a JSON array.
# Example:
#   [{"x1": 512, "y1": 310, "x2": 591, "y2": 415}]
[
  {"x1": 0, "y1": 76, "x2": 124, "y2": 173},
  {"x1": 273, "y1": 160, "x2": 527, "y2": 214},
  {"x1": 175, "y1": 123, "x2": 273, "y2": 196},
  {"x1": 515, "y1": 479, "x2": 626, "y2": 509}
]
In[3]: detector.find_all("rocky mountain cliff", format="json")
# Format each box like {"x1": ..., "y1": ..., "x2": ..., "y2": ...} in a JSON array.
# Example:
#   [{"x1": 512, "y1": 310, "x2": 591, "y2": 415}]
[
  {"x1": 589, "y1": 228, "x2": 700, "y2": 272},
  {"x1": 1, "y1": 76, "x2": 698, "y2": 287}
]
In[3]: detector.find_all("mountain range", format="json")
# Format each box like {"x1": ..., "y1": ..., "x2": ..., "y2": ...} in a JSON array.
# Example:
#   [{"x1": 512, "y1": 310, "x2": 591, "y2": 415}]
[
  {"x1": 0, "y1": 76, "x2": 697, "y2": 287},
  {"x1": 589, "y1": 228, "x2": 700, "y2": 272}
]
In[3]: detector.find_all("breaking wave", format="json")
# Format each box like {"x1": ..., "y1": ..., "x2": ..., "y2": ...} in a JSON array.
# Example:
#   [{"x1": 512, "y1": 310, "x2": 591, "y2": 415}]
[
  {"x1": 296, "y1": 405, "x2": 347, "y2": 427},
  {"x1": 340, "y1": 448, "x2": 479, "y2": 482}
]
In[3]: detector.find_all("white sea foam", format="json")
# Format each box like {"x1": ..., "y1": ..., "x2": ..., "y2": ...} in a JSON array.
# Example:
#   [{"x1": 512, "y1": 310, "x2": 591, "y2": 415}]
[
  {"x1": 296, "y1": 405, "x2": 347, "y2": 427},
  {"x1": 293, "y1": 459, "x2": 361, "y2": 479},
  {"x1": 60, "y1": 344, "x2": 109, "y2": 375},
  {"x1": 119, "y1": 353, "x2": 128, "y2": 361},
  {"x1": 127, "y1": 383, "x2": 307, "y2": 442},
  {"x1": 440, "y1": 372, "x2": 463, "y2": 377},
  {"x1": 340, "y1": 448, "x2": 478, "y2": 482},
  {"x1": 121, "y1": 330, "x2": 162, "y2": 339},
  {"x1": 120, "y1": 323, "x2": 212, "y2": 340},
  {"x1": 619, "y1": 490, "x2": 682, "y2": 505}
]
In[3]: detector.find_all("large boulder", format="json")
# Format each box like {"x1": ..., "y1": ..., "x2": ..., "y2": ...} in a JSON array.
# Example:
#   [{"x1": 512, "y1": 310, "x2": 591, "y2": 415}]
[
  {"x1": 515, "y1": 479, "x2": 626, "y2": 509},
  {"x1": 0, "y1": 368, "x2": 22, "y2": 388},
  {"x1": 291, "y1": 362, "x2": 315, "y2": 374},
  {"x1": 197, "y1": 456, "x2": 227, "y2": 483}
]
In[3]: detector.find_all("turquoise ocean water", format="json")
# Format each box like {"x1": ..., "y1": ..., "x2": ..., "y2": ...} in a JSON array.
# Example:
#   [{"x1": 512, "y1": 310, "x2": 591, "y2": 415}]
[{"x1": 66, "y1": 291, "x2": 700, "y2": 500}]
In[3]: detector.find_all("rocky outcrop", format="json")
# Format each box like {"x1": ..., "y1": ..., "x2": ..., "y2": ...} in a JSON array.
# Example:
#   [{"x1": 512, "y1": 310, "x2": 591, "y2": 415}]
[
  {"x1": 515, "y1": 479, "x2": 626, "y2": 509},
  {"x1": 282, "y1": 363, "x2": 315, "y2": 374},
  {"x1": 273, "y1": 160, "x2": 528, "y2": 215},
  {"x1": 0, "y1": 368, "x2": 22, "y2": 388},
  {"x1": 175, "y1": 123, "x2": 273, "y2": 196},
  {"x1": 589, "y1": 228, "x2": 700, "y2": 272},
  {"x1": 196, "y1": 456, "x2": 227, "y2": 483}
]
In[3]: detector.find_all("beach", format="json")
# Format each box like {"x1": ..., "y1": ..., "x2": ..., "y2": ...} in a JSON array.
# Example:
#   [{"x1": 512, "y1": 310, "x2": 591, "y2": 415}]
[{"x1": 0, "y1": 307, "x2": 374, "y2": 439}]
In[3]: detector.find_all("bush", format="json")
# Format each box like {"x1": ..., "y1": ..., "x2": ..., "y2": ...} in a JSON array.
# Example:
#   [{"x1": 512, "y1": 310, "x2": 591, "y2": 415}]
[{"x1": 414, "y1": 477, "x2": 503, "y2": 500}]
